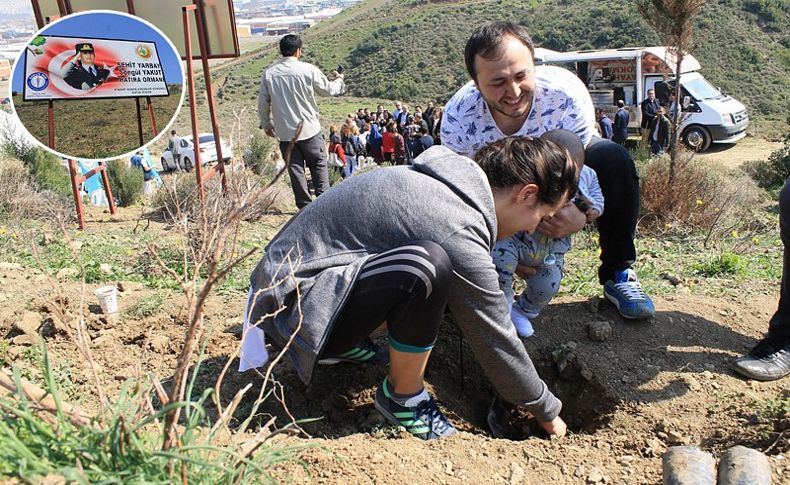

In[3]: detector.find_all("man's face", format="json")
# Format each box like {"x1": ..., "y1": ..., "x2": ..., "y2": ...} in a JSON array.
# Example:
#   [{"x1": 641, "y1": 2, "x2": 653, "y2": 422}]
[
  {"x1": 473, "y1": 36, "x2": 536, "y2": 124},
  {"x1": 395, "y1": 103, "x2": 401, "y2": 110},
  {"x1": 428, "y1": 101, "x2": 434, "y2": 109},
  {"x1": 648, "y1": 90, "x2": 655, "y2": 100},
  {"x1": 79, "y1": 51, "x2": 95, "y2": 65}
]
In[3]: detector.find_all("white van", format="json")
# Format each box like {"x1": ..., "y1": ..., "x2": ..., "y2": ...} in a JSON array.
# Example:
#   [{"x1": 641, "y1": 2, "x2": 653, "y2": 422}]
[{"x1": 534, "y1": 47, "x2": 749, "y2": 151}]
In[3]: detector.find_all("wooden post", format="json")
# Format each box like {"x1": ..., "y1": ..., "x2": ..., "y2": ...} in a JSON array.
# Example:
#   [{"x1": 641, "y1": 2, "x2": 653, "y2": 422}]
[
  {"x1": 67, "y1": 160, "x2": 85, "y2": 230},
  {"x1": 98, "y1": 161, "x2": 117, "y2": 215},
  {"x1": 194, "y1": 1, "x2": 227, "y2": 194},
  {"x1": 182, "y1": 4, "x2": 204, "y2": 202},
  {"x1": 146, "y1": 96, "x2": 158, "y2": 137},
  {"x1": 135, "y1": 97, "x2": 144, "y2": 147},
  {"x1": 47, "y1": 100, "x2": 55, "y2": 149}
]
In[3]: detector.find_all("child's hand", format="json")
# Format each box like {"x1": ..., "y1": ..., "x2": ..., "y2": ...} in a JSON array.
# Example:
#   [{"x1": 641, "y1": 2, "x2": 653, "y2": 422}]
[
  {"x1": 585, "y1": 208, "x2": 600, "y2": 223},
  {"x1": 538, "y1": 415, "x2": 567, "y2": 438}
]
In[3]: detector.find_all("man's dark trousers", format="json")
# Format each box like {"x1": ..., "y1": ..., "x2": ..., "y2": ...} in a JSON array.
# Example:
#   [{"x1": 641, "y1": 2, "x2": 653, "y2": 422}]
[
  {"x1": 769, "y1": 177, "x2": 790, "y2": 341},
  {"x1": 585, "y1": 138, "x2": 640, "y2": 284},
  {"x1": 279, "y1": 132, "x2": 330, "y2": 209}
]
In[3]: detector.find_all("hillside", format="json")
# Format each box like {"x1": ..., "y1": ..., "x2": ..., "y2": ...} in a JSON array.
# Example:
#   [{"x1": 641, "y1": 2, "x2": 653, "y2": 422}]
[{"x1": 225, "y1": 0, "x2": 789, "y2": 122}]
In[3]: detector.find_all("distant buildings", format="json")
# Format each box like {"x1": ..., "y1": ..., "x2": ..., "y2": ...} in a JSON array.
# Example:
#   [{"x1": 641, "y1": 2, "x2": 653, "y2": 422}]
[{"x1": 234, "y1": 0, "x2": 355, "y2": 35}]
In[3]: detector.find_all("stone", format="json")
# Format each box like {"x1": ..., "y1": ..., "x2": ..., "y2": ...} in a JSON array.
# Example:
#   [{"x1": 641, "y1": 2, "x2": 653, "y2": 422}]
[
  {"x1": 56, "y1": 267, "x2": 79, "y2": 280},
  {"x1": 148, "y1": 335, "x2": 170, "y2": 353},
  {"x1": 13, "y1": 311, "x2": 41, "y2": 336},
  {"x1": 370, "y1": 453, "x2": 384, "y2": 464},
  {"x1": 587, "y1": 468, "x2": 605, "y2": 483},
  {"x1": 116, "y1": 282, "x2": 125, "y2": 292},
  {"x1": 99, "y1": 263, "x2": 113, "y2": 275},
  {"x1": 11, "y1": 334, "x2": 37, "y2": 346},
  {"x1": 587, "y1": 321, "x2": 613, "y2": 342},
  {"x1": 586, "y1": 295, "x2": 600, "y2": 314},
  {"x1": 443, "y1": 460, "x2": 453, "y2": 475},
  {"x1": 508, "y1": 464, "x2": 525, "y2": 484},
  {"x1": 0, "y1": 262, "x2": 23, "y2": 271}
]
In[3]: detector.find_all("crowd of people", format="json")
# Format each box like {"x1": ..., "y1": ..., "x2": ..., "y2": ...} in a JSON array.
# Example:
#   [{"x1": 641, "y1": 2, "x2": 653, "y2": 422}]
[
  {"x1": 326, "y1": 101, "x2": 444, "y2": 178},
  {"x1": 251, "y1": 26, "x2": 790, "y2": 443}
]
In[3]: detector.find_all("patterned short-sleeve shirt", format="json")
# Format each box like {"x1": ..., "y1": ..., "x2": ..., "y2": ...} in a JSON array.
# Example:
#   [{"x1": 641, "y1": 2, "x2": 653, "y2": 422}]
[{"x1": 441, "y1": 65, "x2": 596, "y2": 158}]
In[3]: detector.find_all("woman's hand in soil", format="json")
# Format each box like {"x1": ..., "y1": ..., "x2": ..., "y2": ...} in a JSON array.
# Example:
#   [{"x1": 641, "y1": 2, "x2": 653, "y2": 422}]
[{"x1": 539, "y1": 416, "x2": 567, "y2": 438}]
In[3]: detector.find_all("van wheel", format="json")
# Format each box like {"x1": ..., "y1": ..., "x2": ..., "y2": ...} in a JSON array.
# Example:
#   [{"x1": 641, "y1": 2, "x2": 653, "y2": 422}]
[
  {"x1": 183, "y1": 157, "x2": 193, "y2": 171},
  {"x1": 161, "y1": 157, "x2": 170, "y2": 172},
  {"x1": 682, "y1": 125, "x2": 711, "y2": 152}
]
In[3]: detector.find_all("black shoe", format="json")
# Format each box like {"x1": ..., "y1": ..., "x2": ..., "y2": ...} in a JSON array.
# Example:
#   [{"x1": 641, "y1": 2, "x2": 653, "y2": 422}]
[
  {"x1": 317, "y1": 337, "x2": 389, "y2": 366},
  {"x1": 732, "y1": 337, "x2": 790, "y2": 381}
]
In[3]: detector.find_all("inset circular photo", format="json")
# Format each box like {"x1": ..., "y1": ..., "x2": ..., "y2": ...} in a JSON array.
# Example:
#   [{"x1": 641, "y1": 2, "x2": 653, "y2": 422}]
[{"x1": 9, "y1": 10, "x2": 184, "y2": 160}]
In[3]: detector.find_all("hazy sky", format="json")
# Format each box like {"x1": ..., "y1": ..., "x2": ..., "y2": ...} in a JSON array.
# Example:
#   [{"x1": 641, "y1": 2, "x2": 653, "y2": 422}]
[{"x1": 0, "y1": 0, "x2": 33, "y2": 16}]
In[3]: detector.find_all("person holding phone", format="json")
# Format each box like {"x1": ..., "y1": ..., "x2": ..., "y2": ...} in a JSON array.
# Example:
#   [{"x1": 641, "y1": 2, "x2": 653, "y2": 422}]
[{"x1": 258, "y1": 34, "x2": 345, "y2": 209}]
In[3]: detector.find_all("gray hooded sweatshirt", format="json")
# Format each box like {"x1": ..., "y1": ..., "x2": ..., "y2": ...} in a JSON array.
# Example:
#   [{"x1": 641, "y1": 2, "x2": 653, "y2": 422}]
[{"x1": 248, "y1": 145, "x2": 561, "y2": 422}]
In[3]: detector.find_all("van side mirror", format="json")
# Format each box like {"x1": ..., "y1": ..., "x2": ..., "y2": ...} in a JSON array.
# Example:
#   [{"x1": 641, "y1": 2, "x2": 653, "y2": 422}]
[{"x1": 682, "y1": 96, "x2": 691, "y2": 109}]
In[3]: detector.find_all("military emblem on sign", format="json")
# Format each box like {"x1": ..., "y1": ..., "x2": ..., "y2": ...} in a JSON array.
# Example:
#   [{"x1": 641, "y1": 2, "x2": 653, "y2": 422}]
[{"x1": 136, "y1": 45, "x2": 152, "y2": 59}]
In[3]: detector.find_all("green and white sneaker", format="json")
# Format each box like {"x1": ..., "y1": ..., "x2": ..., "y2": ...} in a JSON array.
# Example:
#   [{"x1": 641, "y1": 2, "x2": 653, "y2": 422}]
[
  {"x1": 374, "y1": 378, "x2": 457, "y2": 440},
  {"x1": 317, "y1": 337, "x2": 390, "y2": 366}
]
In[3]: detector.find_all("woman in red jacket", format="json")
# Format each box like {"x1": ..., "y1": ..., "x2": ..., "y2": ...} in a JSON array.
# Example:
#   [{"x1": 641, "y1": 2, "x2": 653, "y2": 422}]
[
  {"x1": 328, "y1": 133, "x2": 348, "y2": 179},
  {"x1": 381, "y1": 122, "x2": 397, "y2": 164}
]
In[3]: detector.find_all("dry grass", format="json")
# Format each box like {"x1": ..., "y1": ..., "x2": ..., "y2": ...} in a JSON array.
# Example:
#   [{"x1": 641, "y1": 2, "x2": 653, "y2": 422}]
[{"x1": 638, "y1": 150, "x2": 762, "y2": 241}]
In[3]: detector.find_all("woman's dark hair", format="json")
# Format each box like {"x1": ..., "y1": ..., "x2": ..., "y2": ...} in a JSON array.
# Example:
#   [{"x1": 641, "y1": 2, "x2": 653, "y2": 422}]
[
  {"x1": 464, "y1": 21, "x2": 535, "y2": 82},
  {"x1": 279, "y1": 34, "x2": 302, "y2": 57},
  {"x1": 474, "y1": 137, "x2": 578, "y2": 207}
]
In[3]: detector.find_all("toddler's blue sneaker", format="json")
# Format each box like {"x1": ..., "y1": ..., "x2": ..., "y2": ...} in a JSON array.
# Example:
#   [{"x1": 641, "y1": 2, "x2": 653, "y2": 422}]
[{"x1": 603, "y1": 268, "x2": 655, "y2": 320}]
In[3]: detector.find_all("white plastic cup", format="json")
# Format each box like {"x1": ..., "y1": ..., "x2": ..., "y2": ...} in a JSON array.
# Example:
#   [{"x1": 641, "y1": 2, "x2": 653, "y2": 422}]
[{"x1": 95, "y1": 285, "x2": 119, "y2": 315}]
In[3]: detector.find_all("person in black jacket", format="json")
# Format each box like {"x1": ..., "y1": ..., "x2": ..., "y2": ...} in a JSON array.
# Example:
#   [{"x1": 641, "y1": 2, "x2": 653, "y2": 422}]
[
  {"x1": 648, "y1": 106, "x2": 670, "y2": 155},
  {"x1": 63, "y1": 43, "x2": 109, "y2": 90},
  {"x1": 612, "y1": 100, "x2": 630, "y2": 145},
  {"x1": 640, "y1": 89, "x2": 660, "y2": 138}
]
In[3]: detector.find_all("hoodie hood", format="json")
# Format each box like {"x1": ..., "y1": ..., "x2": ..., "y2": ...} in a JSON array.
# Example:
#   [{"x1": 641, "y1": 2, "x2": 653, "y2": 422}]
[{"x1": 411, "y1": 145, "x2": 498, "y2": 243}]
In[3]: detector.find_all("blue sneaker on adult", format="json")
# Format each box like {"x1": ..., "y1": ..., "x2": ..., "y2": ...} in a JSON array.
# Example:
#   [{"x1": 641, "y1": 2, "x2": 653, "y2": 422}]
[{"x1": 603, "y1": 268, "x2": 655, "y2": 320}]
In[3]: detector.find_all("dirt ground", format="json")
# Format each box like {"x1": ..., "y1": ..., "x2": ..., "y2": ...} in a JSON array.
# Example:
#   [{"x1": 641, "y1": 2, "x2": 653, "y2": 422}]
[
  {"x1": 1, "y1": 196, "x2": 788, "y2": 485},
  {"x1": 692, "y1": 135, "x2": 783, "y2": 171}
]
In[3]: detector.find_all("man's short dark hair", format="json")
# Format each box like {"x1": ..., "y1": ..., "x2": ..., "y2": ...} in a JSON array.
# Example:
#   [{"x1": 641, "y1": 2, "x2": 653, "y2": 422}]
[
  {"x1": 171, "y1": 129, "x2": 177, "y2": 135},
  {"x1": 464, "y1": 21, "x2": 535, "y2": 82},
  {"x1": 279, "y1": 34, "x2": 302, "y2": 57}
]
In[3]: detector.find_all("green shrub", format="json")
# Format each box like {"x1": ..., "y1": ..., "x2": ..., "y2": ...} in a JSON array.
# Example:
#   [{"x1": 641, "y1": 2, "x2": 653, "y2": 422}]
[
  {"x1": 742, "y1": 139, "x2": 790, "y2": 190},
  {"x1": 244, "y1": 132, "x2": 277, "y2": 178},
  {"x1": 693, "y1": 253, "x2": 744, "y2": 277},
  {"x1": 24, "y1": 149, "x2": 72, "y2": 198},
  {"x1": 107, "y1": 159, "x2": 144, "y2": 207}
]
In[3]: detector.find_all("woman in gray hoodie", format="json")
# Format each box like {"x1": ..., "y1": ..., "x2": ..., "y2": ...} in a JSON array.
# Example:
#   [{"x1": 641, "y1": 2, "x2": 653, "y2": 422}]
[{"x1": 241, "y1": 137, "x2": 578, "y2": 440}]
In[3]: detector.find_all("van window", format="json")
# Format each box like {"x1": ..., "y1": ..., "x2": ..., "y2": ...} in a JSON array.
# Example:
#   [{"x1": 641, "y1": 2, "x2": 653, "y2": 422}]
[{"x1": 682, "y1": 76, "x2": 721, "y2": 101}]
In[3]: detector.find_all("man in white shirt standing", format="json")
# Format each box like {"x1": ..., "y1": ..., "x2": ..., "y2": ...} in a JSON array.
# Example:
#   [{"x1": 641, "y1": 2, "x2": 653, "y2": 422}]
[
  {"x1": 442, "y1": 21, "x2": 654, "y2": 320},
  {"x1": 258, "y1": 34, "x2": 345, "y2": 209}
]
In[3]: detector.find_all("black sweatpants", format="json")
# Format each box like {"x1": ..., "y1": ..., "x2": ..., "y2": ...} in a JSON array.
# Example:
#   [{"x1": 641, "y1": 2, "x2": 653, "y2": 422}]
[
  {"x1": 320, "y1": 241, "x2": 453, "y2": 358},
  {"x1": 585, "y1": 137, "x2": 641, "y2": 284},
  {"x1": 769, "y1": 178, "x2": 790, "y2": 341},
  {"x1": 279, "y1": 132, "x2": 331, "y2": 209}
]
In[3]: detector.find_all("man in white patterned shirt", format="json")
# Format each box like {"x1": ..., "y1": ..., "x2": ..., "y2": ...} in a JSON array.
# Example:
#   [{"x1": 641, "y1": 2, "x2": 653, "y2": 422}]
[{"x1": 442, "y1": 21, "x2": 654, "y2": 320}]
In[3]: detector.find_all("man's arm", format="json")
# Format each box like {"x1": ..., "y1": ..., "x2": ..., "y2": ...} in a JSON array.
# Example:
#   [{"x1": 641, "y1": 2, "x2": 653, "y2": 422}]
[
  {"x1": 312, "y1": 66, "x2": 344, "y2": 97},
  {"x1": 257, "y1": 72, "x2": 275, "y2": 136}
]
